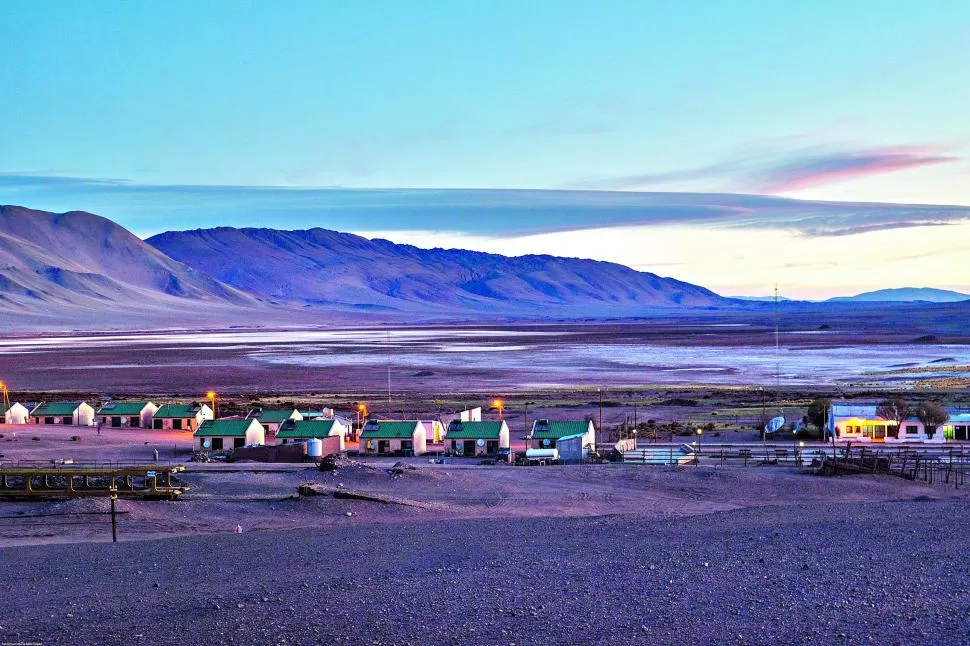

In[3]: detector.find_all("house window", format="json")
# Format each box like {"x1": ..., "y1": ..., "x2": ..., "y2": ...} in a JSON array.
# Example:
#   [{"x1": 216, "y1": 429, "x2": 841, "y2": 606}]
[
  {"x1": 173, "y1": 419, "x2": 183, "y2": 430},
  {"x1": 131, "y1": 417, "x2": 140, "y2": 428},
  {"x1": 234, "y1": 437, "x2": 245, "y2": 448},
  {"x1": 905, "y1": 425, "x2": 918, "y2": 434}
]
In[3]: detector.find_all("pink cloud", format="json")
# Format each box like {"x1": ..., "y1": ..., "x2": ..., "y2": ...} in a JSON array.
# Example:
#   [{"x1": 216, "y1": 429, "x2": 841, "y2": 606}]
[{"x1": 759, "y1": 147, "x2": 958, "y2": 193}]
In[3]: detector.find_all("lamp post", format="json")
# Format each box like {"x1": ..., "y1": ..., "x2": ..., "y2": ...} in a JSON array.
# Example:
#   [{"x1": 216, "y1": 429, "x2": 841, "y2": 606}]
[
  {"x1": 696, "y1": 427, "x2": 703, "y2": 465},
  {"x1": 206, "y1": 391, "x2": 218, "y2": 419},
  {"x1": 492, "y1": 398, "x2": 505, "y2": 420},
  {"x1": 798, "y1": 440, "x2": 805, "y2": 466}
]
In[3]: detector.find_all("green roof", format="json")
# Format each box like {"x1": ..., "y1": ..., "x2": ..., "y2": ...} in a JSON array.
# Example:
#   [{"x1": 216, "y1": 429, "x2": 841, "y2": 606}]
[
  {"x1": 276, "y1": 420, "x2": 338, "y2": 439},
  {"x1": 531, "y1": 420, "x2": 593, "y2": 440},
  {"x1": 257, "y1": 409, "x2": 300, "y2": 423},
  {"x1": 97, "y1": 401, "x2": 151, "y2": 416},
  {"x1": 445, "y1": 421, "x2": 505, "y2": 440},
  {"x1": 32, "y1": 402, "x2": 83, "y2": 416},
  {"x1": 360, "y1": 421, "x2": 421, "y2": 439},
  {"x1": 155, "y1": 404, "x2": 205, "y2": 419},
  {"x1": 194, "y1": 419, "x2": 258, "y2": 437}
]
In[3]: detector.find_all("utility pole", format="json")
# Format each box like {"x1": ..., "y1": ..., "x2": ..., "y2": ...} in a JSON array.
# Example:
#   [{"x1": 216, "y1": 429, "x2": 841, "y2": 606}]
[
  {"x1": 598, "y1": 388, "x2": 603, "y2": 438},
  {"x1": 109, "y1": 487, "x2": 118, "y2": 543}
]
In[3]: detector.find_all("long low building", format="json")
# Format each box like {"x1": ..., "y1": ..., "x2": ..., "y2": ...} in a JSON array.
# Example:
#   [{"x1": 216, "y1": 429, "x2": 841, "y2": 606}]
[
  {"x1": 359, "y1": 420, "x2": 427, "y2": 456},
  {"x1": 827, "y1": 402, "x2": 951, "y2": 443},
  {"x1": 96, "y1": 401, "x2": 158, "y2": 428},
  {"x1": 530, "y1": 419, "x2": 596, "y2": 450},
  {"x1": 444, "y1": 420, "x2": 509, "y2": 456},
  {"x1": 30, "y1": 402, "x2": 95, "y2": 426},
  {"x1": 275, "y1": 419, "x2": 347, "y2": 450},
  {"x1": 153, "y1": 403, "x2": 213, "y2": 431},
  {"x1": 194, "y1": 419, "x2": 265, "y2": 451}
]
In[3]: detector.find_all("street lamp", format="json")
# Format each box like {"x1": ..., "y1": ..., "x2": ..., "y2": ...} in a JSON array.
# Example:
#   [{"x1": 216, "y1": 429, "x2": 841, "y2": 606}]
[
  {"x1": 798, "y1": 440, "x2": 805, "y2": 466},
  {"x1": 492, "y1": 398, "x2": 505, "y2": 420},
  {"x1": 696, "y1": 427, "x2": 703, "y2": 463},
  {"x1": 206, "y1": 390, "x2": 218, "y2": 419}
]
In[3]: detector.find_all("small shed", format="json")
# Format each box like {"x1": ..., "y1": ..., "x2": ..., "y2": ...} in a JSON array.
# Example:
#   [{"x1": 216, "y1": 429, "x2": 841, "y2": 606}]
[
  {"x1": 359, "y1": 420, "x2": 427, "y2": 456},
  {"x1": 445, "y1": 420, "x2": 509, "y2": 456},
  {"x1": 153, "y1": 403, "x2": 214, "y2": 431},
  {"x1": 275, "y1": 419, "x2": 347, "y2": 450},
  {"x1": 194, "y1": 419, "x2": 265, "y2": 451},
  {"x1": 96, "y1": 401, "x2": 158, "y2": 429},
  {"x1": 30, "y1": 402, "x2": 95, "y2": 426},
  {"x1": 2, "y1": 402, "x2": 30, "y2": 425},
  {"x1": 557, "y1": 433, "x2": 591, "y2": 463}
]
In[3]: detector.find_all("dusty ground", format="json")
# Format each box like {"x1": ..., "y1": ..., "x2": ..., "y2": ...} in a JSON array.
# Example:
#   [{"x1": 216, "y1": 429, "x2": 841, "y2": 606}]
[
  {"x1": 2, "y1": 493, "x2": 969, "y2": 645},
  {"x1": 3, "y1": 422, "x2": 970, "y2": 644}
]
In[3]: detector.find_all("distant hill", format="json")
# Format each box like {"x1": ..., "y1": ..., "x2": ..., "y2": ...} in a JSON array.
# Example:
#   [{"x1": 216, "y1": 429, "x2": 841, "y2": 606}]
[
  {"x1": 826, "y1": 287, "x2": 970, "y2": 303},
  {"x1": 0, "y1": 205, "x2": 257, "y2": 325},
  {"x1": 729, "y1": 295, "x2": 793, "y2": 302},
  {"x1": 147, "y1": 226, "x2": 729, "y2": 315}
]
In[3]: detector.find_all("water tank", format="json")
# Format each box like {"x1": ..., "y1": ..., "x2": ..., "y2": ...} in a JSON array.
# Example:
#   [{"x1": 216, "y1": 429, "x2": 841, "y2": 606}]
[{"x1": 306, "y1": 438, "x2": 324, "y2": 457}]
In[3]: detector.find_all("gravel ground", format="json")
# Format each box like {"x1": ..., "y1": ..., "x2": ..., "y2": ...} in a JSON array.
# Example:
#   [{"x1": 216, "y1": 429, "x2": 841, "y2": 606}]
[{"x1": 2, "y1": 499, "x2": 970, "y2": 645}]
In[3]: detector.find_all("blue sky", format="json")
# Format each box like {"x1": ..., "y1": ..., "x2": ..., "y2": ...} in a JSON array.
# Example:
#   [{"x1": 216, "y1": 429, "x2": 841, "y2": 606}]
[{"x1": 2, "y1": 1, "x2": 970, "y2": 297}]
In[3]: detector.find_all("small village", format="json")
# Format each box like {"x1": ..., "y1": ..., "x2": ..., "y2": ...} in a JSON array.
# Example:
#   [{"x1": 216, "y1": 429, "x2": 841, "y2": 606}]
[{"x1": 3, "y1": 378, "x2": 970, "y2": 468}]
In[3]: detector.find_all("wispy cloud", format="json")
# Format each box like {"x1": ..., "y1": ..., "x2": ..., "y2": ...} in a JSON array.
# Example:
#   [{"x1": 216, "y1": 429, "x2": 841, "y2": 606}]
[
  {"x1": 2, "y1": 172, "x2": 969, "y2": 239},
  {"x1": 756, "y1": 147, "x2": 958, "y2": 192},
  {"x1": 575, "y1": 143, "x2": 961, "y2": 195}
]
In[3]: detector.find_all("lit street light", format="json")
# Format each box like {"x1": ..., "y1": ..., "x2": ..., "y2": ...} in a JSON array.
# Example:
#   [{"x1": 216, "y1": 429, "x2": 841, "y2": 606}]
[
  {"x1": 492, "y1": 398, "x2": 505, "y2": 420},
  {"x1": 206, "y1": 390, "x2": 218, "y2": 419}
]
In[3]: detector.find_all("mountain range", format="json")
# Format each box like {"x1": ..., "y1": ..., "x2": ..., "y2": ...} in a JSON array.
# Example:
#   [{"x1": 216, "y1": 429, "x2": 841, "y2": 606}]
[
  {"x1": 825, "y1": 287, "x2": 970, "y2": 303},
  {"x1": 1, "y1": 205, "x2": 728, "y2": 328},
  {"x1": 146, "y1": 227, "x2": 726, "y2": 314},
  {"x1": 2, "y1": 204, "x2": 967, "y2": 331}
]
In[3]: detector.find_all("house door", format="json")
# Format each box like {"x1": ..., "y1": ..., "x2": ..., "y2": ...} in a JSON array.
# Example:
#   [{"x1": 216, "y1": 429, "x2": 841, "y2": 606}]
[
  {"x1": 111, "y1": 417, "x2": 122, "y2": 428},
  {"x1": 378, "y1": 440, "x2": 390, "y2": 454},
  {"x1": 486, "y1": 440, "x2": 498, "y2": 454},
  {"x1": 173, "y1": 419, "x2": 183, "y2": 430},
  {"x1": 130, "y1": 417, "x2": 140, "y2": 428},
  {"x1": 153, "y1": 419, "x2": 163, "y2": 430},
  {"x1": 956, "y1": 425, "x2": 968, "y2": 441},
  {"x1": 45, "y1": 417, "x2": 55, "y2": 424},
  {"x1": 463, "y1": 440, "x2": 476, "y2": 455}
]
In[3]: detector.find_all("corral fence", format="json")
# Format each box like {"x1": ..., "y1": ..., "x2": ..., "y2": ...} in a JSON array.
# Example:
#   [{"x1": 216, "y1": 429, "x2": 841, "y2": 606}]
[{"x1": 621, "y1": 442, "x2": 969, "y2": 488}]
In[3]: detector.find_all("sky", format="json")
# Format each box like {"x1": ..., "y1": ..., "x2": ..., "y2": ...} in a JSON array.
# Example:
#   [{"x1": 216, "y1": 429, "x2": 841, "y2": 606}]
[{"x1": 2, "y1": 0, "x2": 970, "y2": 298}]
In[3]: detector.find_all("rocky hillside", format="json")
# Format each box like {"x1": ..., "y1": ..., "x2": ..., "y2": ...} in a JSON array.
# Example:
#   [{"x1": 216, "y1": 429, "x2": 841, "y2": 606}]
[{"x1": 147, "y1": 226, "x2": 728, "y2": 314}]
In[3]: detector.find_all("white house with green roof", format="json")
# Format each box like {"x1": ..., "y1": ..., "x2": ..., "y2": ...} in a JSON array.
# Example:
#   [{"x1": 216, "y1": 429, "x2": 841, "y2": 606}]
[
  {"x1": 359, "y1": 420, "x2": 427, "y2": 456},
  {"x1": 152, "y1": 403, "x2": 213, "y2": 431},
  {"x1": 194, "y1": 418, "x2": 265, "y2": 451},
  {"x1": 275, "y1": 419, "x2": 347, "y2": 450},
  {"x1": 96, "y1": 401, "x2": 158, "y2": 429},
  {"x1": 530, "y1": 419, "x2": 595, "y2": 450},
  {"x1": 30, "y1": 402, "x2": 95, "y2": 426},
  {"x1": 444, "y1": 420, "x2": 509, "y2": 456},
  {"x1": 2, "y1": 402, "x2": 30, "y2": 424},
  {"x1": 252, "y1": 408, "x2": 303, "y2": 443}
]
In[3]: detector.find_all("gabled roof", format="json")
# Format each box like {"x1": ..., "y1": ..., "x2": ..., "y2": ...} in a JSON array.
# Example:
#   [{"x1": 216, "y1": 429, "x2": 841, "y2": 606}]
[
  {"x1": 31, "y1": 402, "x2": 84, "y2": 416},
  {"x1": 97, "y1": 401, "x2": 152, "y2": 416},
  {"x1": 194, "y1": 419, "x2": 259, "y2": 437},
  {"x1": 257, "y1": 409, "x2": 301, "y2": 423},
  {"x1": 531, "y1": 420, "x2": 593, "y2": 440},
  {"x1": 445, "y1": 421, "x2": 505, "y2": 440},
  {"x1": 155, "y1": 404, "x2": 205, "y2": 419},
  {"x1": 360, "y1": 421, "x2": 422, "y2": 439},
  {"x1": 276, "y1": 419, "x2": 339, "y2": 439}
]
